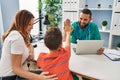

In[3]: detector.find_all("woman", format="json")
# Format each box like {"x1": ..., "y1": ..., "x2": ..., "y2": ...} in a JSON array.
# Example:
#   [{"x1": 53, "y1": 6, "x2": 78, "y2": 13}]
[{"x1": 0, "y1": 10, "x2": 57, "y2": 80}]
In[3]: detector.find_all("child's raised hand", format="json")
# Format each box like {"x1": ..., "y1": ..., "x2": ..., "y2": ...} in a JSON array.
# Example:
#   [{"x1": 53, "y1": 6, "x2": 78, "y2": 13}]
[
  {"x1": 64, "y1": 19, "x2": 70, "y2": 27},
  {"x1": 64, "y1": 19, "x2": 73, "y2": 33}
]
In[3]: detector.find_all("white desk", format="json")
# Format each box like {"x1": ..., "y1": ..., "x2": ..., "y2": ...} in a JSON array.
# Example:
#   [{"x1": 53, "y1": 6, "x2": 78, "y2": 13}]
[
  {"x1": 33, "y1": 41, "x2": 120, "y2": 80},
  {"x1": 70, "y1": 44, "x2": 120, "y2": 80},
  {"x1": 33, "y1": 40, "x2": 49, "y2": 60}
]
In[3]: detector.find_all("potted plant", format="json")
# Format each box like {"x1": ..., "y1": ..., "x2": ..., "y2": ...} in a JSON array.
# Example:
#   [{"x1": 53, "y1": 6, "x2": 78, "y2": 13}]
[
  {"x1": 97, "y1": 4, "x2": 101, "y2": 8},
  {"x1": 102, "y1": 20, "x2": 108, "y2": 31},
  {"x1": 44, "y1": 0, "x2": 62, "y2": 29},
  {"x1": 117, "y1": 42, "x2": 120, "y2": 50},
  {"x1": 108, "y1": 5, "x2": 112, "y2": 8},
  {"x1": 85, "y1": 4, "x2": 88, "y2": 8}
]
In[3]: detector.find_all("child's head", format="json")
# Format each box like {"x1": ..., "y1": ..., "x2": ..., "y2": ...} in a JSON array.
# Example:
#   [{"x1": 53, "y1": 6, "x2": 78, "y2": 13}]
[{"x1": 44, "y1": 27, "x2": 62, "y2": 50}]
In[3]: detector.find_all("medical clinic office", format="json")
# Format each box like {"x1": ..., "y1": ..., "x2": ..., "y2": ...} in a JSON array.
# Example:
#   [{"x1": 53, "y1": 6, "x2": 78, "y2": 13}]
[{"x1": 0, "y1": 0, "x2": 120, "y2": 80}]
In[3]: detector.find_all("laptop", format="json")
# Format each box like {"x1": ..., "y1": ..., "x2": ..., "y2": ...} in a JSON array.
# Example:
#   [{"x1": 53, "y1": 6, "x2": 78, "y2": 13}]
[{"x1": 74, "y1": 40, "x2": 104, "y2": 55}]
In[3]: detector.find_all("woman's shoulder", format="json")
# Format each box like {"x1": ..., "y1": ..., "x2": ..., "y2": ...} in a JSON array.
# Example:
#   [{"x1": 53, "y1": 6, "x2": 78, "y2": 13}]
[
  {"x1": 7, "y1": 30, "x2": 23, "y2": 41},
  {"x1": 10, "y1": 30, "x2": 20, "y2": 34}
]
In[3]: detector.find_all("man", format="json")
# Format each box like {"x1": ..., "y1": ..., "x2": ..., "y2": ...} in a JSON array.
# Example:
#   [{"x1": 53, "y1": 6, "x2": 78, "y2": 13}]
[
  {"x1": 71, "y1": 9, "x2": 103, "y2": 54},
  {"x1": 71, "y1": 8, "x2": 101, "y2": 43}
]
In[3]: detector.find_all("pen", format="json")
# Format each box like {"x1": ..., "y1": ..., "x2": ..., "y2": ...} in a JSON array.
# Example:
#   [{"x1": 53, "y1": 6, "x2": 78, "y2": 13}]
[{"x1": 113, "y1": 58, "x2": 120, "y2": 61}]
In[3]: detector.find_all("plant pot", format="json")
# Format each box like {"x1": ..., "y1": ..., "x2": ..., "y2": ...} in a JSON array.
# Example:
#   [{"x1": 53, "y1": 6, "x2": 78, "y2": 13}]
[
  {"x1": 102, "y1": 26, "x2": 106, "y2": 31},
  {"x1": 98, "y1": 6, "x2": 101, "y2": 8},
  {"x1": 85, "y1": 6, "x2": 88, "y2": 8},
  {"x1": 97, "y1": 4, "x2": 101, "y2": 8},
  {"x1": 117, "y1": 47, "x2": 120, "y2": 51},
  {"x1": 85, "y1": 5, "x2": 88, "y2": 8},
  {"x1": 109, "y1": 5, "x2": 112, "y2": 8}
]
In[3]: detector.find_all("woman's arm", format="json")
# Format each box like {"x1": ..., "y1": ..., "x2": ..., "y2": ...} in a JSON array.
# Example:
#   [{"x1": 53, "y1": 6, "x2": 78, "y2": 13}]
[
  {"x1": 11, "y1": 54, "x2": 57, "y2": 80},
  {"x1": 27, "y1": 44, "x2": 34, "y2": 61}
]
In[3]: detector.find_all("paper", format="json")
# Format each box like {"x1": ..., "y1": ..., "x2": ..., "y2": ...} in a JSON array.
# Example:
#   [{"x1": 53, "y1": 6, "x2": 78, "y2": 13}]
[{"x1": 104, "y1": 49, "x2": 120, "y2": 61}]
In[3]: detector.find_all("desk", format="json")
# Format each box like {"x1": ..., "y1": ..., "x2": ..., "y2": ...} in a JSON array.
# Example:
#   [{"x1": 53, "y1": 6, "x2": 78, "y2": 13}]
[
  {"x1": 33, "y1": 41, "x2": 120, "y2": 80},
  {"x1": 70, "y1": 44, "x2": 120, "y2": 80}
]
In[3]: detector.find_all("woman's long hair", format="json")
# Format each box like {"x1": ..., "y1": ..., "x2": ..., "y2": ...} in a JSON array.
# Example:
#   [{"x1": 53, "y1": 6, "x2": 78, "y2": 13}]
[{"x1": 2, "y1": 10, "x2": 34, "y2": 47}]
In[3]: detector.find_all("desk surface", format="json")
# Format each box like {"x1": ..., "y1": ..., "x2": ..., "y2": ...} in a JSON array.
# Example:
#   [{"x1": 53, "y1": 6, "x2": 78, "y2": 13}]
[
  {"x1": 70, "y1": 44, "x2": 120, "y2": 80},
  {"x1": 33, "y1": 41, "x2": 120, "y2": 80}
]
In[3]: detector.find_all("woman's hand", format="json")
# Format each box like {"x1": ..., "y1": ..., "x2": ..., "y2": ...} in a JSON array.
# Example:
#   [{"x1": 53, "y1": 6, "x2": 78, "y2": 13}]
[
  {"x1": 39, "y1": 72, "x2": 58, "y2": 80},
  {"x1": 97, "y1": 48, "x2": 104, "y2": 55},
  {"x1": 28, "y1": 44, "x2": 34, "y2": 61}
]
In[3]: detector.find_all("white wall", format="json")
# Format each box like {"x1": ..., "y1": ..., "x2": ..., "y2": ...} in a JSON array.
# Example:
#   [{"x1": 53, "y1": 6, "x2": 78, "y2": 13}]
[
  {"x1": 1, "y1": 0, "x2": 19, "y2": 48},
  {"x1": 1, "y1": 0, "x2": 19, "y2": 32},
  {"x1": 0, "y1": 2, "x2": 4, "y2": 48}
]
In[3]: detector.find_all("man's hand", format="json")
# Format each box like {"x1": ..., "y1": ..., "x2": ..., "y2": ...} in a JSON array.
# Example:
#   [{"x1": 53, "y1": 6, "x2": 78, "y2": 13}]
[{"x1": 97, "y1": 48, "x2": 104, "y2": 55}]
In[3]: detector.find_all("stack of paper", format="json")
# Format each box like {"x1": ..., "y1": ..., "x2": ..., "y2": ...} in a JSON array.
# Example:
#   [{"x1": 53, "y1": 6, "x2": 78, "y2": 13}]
[{"x1": 104, "y1": 49, "x2": 120, "y2": 61}]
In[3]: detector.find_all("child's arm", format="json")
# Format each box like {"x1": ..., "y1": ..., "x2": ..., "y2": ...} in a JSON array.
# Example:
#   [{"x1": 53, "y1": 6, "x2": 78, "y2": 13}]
[{"x1": 63, "y1": 19, "x2": 73, "y2": 48}]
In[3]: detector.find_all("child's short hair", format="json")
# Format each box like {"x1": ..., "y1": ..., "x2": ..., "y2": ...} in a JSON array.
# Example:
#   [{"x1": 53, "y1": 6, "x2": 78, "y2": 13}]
[{"x1": 44, "y1": 27, "x2": 62, "y2": 50}]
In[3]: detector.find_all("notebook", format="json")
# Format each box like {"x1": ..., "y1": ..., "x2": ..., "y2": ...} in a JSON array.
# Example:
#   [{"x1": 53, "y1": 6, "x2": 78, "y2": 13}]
[
  {"x1": 74, "y1": 40, "x2": 104, "y2": 55},
  {"x1": 104, "y1": 49, "x2": 120, "y2": 61}
]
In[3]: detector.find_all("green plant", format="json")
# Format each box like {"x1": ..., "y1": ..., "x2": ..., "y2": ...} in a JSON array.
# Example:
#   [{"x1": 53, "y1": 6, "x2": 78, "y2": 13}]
[
  {"x1": 117, "y1": 42, "x2": 120, "y2": 48},
  {"x1": 85, "y1": 4, "x2": 88, "y2": 8},
  {"x1": 44, "y1": 0, "x2": 62, "y2": 29},
  {"x1": 102, "y1": 20, "x2": 108, "y2": 26},
  {"x1": 97, "y1": 4, "x2": 101, "y2": 8},
  {"x1": 38, "y1": 0, "x2": 42, "y2": 11}
]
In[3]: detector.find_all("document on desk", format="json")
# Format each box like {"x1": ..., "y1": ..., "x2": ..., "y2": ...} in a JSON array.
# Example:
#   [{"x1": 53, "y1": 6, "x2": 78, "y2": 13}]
[{"x1": 104, "y1": 49, "x2": 120, "y2": 61}]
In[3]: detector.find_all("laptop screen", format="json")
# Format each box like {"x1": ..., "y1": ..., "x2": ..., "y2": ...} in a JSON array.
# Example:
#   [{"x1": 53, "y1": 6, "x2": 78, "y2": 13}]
[{"x1": 75, "y1": 40, "x2": 104, "y2": 55}]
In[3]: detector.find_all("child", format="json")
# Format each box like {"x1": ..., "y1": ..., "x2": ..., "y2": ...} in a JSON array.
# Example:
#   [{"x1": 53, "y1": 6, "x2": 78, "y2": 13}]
[{"x1": 37, "y1": 19, "x2": 80, "y2": 80}]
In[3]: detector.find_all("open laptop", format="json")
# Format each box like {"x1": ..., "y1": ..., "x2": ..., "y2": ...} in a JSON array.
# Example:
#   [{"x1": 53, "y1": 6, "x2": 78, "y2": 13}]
[{"x1": 74, "y1": 40, "x2": 104, "y2": 55}]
